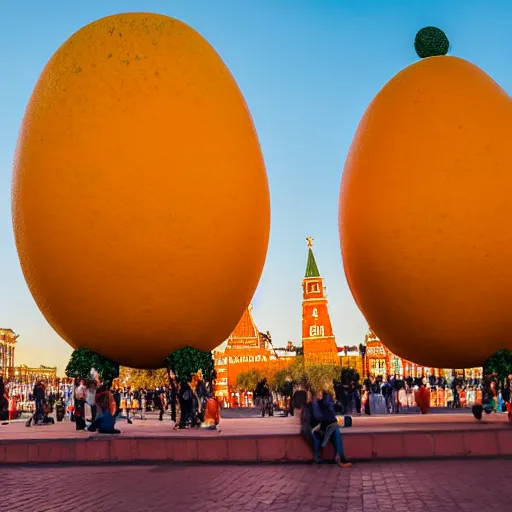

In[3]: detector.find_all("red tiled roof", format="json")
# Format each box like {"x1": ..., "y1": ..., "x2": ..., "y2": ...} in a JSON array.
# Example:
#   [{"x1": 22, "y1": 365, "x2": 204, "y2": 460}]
[{"x1": 228, "y1": 307, "x2": 259, "y2": 343}]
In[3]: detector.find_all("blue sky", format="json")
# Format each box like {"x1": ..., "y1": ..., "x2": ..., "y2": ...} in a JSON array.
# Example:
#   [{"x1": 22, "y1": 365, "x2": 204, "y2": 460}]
[{"x1": 1, "y1": 0, "x2": 511, "y2": 373}]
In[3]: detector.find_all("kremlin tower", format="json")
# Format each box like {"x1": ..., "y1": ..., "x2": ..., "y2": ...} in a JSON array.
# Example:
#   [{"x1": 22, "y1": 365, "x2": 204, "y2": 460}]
[{"x1": 301, "y1": 238, "x2": 339, "y2": 365}]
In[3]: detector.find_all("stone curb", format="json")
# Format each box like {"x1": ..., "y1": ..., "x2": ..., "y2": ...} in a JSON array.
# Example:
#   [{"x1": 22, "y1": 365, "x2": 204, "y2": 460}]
[{"x1": 2, "y1": 428, "x2": 512, "y2": 465}]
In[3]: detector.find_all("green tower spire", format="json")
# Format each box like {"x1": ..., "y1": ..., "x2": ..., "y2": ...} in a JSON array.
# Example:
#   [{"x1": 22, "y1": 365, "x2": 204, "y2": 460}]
[{"x1": 305, "y1": 237, "x2": 320, "y2": 278}]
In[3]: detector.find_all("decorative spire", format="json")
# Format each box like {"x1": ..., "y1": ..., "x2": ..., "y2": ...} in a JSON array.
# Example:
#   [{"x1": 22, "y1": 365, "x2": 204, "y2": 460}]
[{"x1": 305, "y1": 237, "x2": 320, "y2": 278}]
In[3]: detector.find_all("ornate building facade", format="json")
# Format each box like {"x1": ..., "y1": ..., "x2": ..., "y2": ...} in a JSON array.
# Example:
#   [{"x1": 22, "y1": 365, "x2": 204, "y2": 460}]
[
  {"x1": 214, "y1": 306, "x2": 294, "y2": 406},
  {"x1": 0, "y1": 328, "x2": 18, "y2": 378},
  {"x1": 364, "y1": 328, "x2": 436, "y2": 378},
  {"x1": 301, "y1": 238, "x2": 339, "y2": 365},
  {"x1": 364, "y1": 328, "x2": 482, "y2": 380},
  {"x1": 13, "y1": 365, "x2": 58, "y2": 383}
]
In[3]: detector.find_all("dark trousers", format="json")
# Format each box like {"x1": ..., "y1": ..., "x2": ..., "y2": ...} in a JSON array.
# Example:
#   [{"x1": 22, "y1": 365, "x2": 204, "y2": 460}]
[
  {"x1": 364, "y1": 397, "x2": 371, "y2": 415},
  {"x1": 35, "y1": 398, "x2": 44, "y2": 423},
  {"x1": 75, "y1": 399, "x2": 86, "y2": 430},
  {"x1": 171, "y1": 400, "x2": 176, "y2": 422},
  {"x1": 354, "y1": 393, "x2": 362, "y2": 414}
]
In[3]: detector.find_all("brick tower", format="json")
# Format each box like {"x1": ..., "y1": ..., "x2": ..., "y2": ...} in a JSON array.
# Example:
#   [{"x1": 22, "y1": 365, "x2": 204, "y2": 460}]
[{"x1": 301, "y1": 237, "x2": 339, "y2": 365}]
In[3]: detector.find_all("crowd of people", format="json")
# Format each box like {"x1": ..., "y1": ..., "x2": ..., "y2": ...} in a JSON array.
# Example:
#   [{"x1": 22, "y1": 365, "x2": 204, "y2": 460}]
[
  {"x1": 278, "y1": 371, "x2": 512, "y2": 465},
  {"x1": 251, "y1": 372, "x2": 512, "y2": 418},
  {"x1": 3, "y1": 369, "x2": 222, "y2": 433},
  {"x1": 330, "y1": 373, "x2": 507, "y2": 416}
]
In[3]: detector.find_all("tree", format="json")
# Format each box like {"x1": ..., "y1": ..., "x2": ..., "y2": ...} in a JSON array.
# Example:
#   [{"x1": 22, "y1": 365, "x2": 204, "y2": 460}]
[
  {"x1": 268, "y1": 357, "x2": 343, "y2": 395},
  {"x1": 234, "y1": 369, "x2": 262, "y2": 393},
  {"x1": 484, "y1": 349, "x2": 512, "y2": 384},
  {"x1": 340, "y1": 367, "x2": 360, "y2": 386},
  {"x1": 287, "y1": 356, "x2": 306, "y2": 383},
  {"x1": 270, "y1": 368, "x2": 295, "y2": 397},
  {"x1": 65, "y1": 348, "x2": 119, "y2": 385},
  {"x1": 119, "y1": 367, "x2": 168, "y2": 389},
  {"x1": 164, "y1": 346, "x2": 216, "y2": 386},
  {"x1": 304, "y1": 363, "x2": 342, "y2": 393},
  {"x1": 270, "y1": 368, "x2": 290, "y2": 393}
]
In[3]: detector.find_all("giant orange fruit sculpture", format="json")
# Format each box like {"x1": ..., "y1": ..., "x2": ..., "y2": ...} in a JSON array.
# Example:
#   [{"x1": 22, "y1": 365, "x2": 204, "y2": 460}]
[
  {"x1": 12, "y1": 13, "x2": 270, "y2": 369},
  {"x1": 339, "y1": 27, "x2": 511, "y2": 369}
]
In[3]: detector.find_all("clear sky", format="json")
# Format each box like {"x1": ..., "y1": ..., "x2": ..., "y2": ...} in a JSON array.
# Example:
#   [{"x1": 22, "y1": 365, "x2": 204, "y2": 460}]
[{"x1": 1, "y1": 0, "x2": 511, "y2": 373}]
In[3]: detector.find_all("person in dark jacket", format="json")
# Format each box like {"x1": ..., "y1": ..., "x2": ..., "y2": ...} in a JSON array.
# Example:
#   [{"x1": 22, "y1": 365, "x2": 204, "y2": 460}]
[
  {"x1": 0, "y1": 376, "x2": 8, "y2": 424},
  {"x1": 291, "y1": 384, "x2": 307, "y2": 417},
  {"x1": 177, "y1": 381, "x2": 194, "y2": 428},
  {"x1": 153, "y1": 388, "x2": 165, "y2": 421},
  {"x1": 169, "y1": 373, "x2": 178, "y2": 423},
  {"x1": 302, "y1": 389, "x2": 352, "y2": 467}
]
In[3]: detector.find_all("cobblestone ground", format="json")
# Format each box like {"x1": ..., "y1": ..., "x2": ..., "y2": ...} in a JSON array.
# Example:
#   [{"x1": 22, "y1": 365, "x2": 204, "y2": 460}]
[{"x1": 2, "y1": 459, "x2": 511, "y2": 512}]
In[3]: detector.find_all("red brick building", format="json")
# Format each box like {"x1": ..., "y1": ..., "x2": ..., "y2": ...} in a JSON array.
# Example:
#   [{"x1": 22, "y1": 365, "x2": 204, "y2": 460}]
[{"x1": 214, "y1": 306, "x2": 293, "y2": 407}]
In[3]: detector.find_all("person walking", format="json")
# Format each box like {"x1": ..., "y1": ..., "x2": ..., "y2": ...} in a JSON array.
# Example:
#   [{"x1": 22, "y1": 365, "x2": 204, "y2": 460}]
[
  {"x1": 153, "y1": 387, "x2": 165, "y2": 422},
  {"x1": 177, "y1": 381, "x2": 195, "y2": 428},
  {"x1": 291, "y1": 383, "x2": 307, "y2": 419},
  {"x1": 73, "y1": 378, "x2": 87, "y2": 430},
  {"x1": 122, "y1": 387, "x2": 133, "y2": 424},
  {"x1": 26, "y1": 380, "x2": 46, "y2": 427},
  {"x1": 85, "y1": 379, "x2": 97, "y2": 423},
  {"x1": 0, "y1": 377, "x2": 9, "y2": 425},
  {"x1": 139, "y1": 388, "x2": 147, "y2": 420},
  {"x1": 169, "y1": 375, "x2": 178, "y2": 424}
]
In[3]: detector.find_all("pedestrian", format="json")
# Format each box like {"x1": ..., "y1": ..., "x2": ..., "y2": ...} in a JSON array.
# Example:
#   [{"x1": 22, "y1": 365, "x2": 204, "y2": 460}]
[
  {"x1": 73, "y1": 378, "x2": 87, "y2": 430},
  {"x1": 177, "y1": 381, "x2": 194, "y2": 428},
  {"x1": 122, "y1": 387, "x2": 133, "y2": 424},
  {"x1": 291, "y1": 383, "x2": 307, "y2": 419},
  {"x1": 169, "y1": 374, "x2": 178, "y2": 423},
  {"x1": 85, "y1": 379, "x2": 97, "y2": 422},
  {"x1": 87, "y1": 380, "x2": 120, "y2": 434},
  {"x1": 139, "y1": 388, "x2": 147, "y2": 420},
  {"x1": 113, "y1": 388, "x2": 121, "y2": 417},
  {"x1": 202, "y1": 393, "x2": 221, "y2": 430},
  {"x1": 0, "y1": 376, "x2": 9, "y2": 425},
  {"x1": 26, "y1": 380, "x2": 46, "y2": 427},
  {"x1": 154, "y1": 387, "x2": 166, "y2": 421}
]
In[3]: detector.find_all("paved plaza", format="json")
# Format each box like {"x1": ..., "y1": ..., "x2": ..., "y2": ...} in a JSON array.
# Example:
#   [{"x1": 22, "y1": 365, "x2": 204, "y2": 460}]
[
  {"x1": 2, "y1": 459, "x2": 511, "y2": 512},
  {"x1": 1, "y1": 411, "x2": 509, "y2": 441}
]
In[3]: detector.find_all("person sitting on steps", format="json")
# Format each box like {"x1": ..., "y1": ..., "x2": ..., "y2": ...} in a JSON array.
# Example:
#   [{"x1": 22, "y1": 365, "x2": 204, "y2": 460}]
[{"x1": 301, "y1": 387, "x2": 352, "y2": 468}]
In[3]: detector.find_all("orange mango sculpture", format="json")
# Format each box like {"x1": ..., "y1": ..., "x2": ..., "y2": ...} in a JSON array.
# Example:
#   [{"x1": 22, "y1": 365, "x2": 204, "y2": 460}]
[
  {"x1": 12, "y1": 13, "x2": 270, "y2": 369},
  {"x1": 339, "y1": 28, "x2": 511, "y2": 369}
]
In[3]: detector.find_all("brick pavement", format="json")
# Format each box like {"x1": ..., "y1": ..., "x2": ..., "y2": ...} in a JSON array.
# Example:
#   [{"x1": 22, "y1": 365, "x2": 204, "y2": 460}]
[{"x1": 2, "y1": 459, "x2": 511, "y2": 512}]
